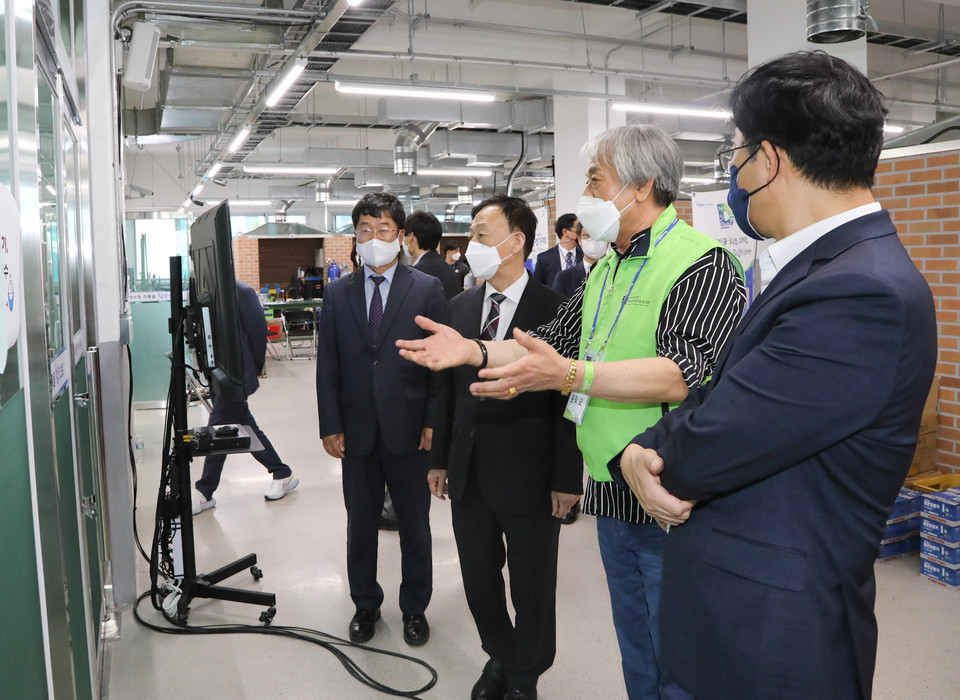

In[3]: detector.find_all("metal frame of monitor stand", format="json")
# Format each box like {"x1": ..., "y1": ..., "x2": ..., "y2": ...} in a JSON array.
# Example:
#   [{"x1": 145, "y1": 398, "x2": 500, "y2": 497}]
[{"x1": 167, "y1": 255, "x2": 277, "y2": 624}]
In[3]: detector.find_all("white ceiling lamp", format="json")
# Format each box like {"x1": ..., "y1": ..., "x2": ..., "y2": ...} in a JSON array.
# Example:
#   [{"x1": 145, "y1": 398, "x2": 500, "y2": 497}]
[
  {"x1": 323, "y1": 200, "x2": 359, "y2": 206},
  {"x1": 207, "y1": 162, "x2": 223, "y2": 178},
  {"x1": 346, "y1": 0, "x2": 365, "y2": 6},
  {"x1": 419, "y1": 168, "x2": 493, "y2": 177},
  {"x1": 681, "y1": 176, "x2": 717, "y2": 185},
  {"x1": 228, "y1": 125, "x2": 252, "y2": 153},
  {"x1": 229, "y1": 199, "x2": 274, "y2": 207},
  {"x1": 335, "y1": 81, "x2": 496, "y2": 103},
  {"x1": 612, "y1": 102, "x2": 732, "y2": 120},
  {"x1": 265, "y1": 59, "x2": 308, "y2": 108},
  {"x1": 884, "y1": 124, "x2": 905, "y2": 134},
  {"x1": 243, "y1": 164, "x2": 340, "y2": 175},
  {"x1": 191, "y1": 184, "x2": 204, "y2": 197}
]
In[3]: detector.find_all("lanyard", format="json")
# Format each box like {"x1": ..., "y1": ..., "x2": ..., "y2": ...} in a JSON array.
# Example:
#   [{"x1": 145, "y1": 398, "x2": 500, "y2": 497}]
[{"x1": 587, "y1": 218, "x2": 679, "y2": 352}]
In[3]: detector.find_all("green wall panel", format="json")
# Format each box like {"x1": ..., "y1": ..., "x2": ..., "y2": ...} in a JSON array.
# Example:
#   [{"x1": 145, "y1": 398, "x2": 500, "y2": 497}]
[
  {"x1": 0, "y1": 390, "x2": 49, "y2": 700},
  {"x1": 130, "y1": 301, "x2": 176, "y2": 402}
]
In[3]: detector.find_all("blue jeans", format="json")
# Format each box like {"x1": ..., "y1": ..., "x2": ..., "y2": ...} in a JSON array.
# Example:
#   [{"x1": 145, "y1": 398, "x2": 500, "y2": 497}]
[{"x1": 597, "y1": 516, "x2": 686, "y2": 700}]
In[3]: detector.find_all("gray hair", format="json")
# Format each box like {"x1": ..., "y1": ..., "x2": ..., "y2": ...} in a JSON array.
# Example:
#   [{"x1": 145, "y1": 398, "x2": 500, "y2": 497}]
[{"x1": 581, "y1": 124, "x2": 683, "y2": 207}]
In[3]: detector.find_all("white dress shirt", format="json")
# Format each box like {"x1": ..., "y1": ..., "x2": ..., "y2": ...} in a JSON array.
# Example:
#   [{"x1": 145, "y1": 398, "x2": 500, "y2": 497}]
[
  {"x1": 758, "y1": 202, "x2": 881, "y2": 293},
  {"x1": 481, "y1": 271, "x2": 529, "y2": 341}
]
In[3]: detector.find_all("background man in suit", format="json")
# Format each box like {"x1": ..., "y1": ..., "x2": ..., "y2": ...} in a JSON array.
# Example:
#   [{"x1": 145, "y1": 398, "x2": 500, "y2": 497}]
[
  {"x1": 193, "y1": 280, "x2": 297, "y2": 514},
  {"x1": 551, "y1": 223, "x2": 610, "y2": 301},
  {"x1": 443, "y1": 240, "x2": 470, "y2": 288},
  {"x1": 532, "y1": 213, "x2": 581, "y2": 288},
  {"x1": 429, "y1": 194, "x2": 582, "y2": 700},
  {"x1": 406, "y1": 210, "x2": 462, "y2": 300},
  {"x1": 316, "y1": 192, "x2": 447, "y2": 647},
  {"x1": 398, "y1": 124, "x2": 746, "y2": 699},
  {"x1": 615, "y1": 51, "x2": 938, "y2": 700}
]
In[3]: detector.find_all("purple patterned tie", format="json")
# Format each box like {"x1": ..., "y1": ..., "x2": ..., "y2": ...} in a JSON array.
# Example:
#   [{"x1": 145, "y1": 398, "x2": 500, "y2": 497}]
[
  {"x1": 565, "y1": 250, "x2": 574, "y2": 269},
  {"x1": 368, "y1": 275, "x2": 385, "y2": 343},
  {"x1": 481, "y1": 293, "x2": 506, "y2": 341}
]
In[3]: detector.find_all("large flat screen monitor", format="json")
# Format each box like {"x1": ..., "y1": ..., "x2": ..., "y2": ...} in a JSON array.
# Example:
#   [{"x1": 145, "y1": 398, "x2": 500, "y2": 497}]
[{"x1": 188, "y1": 201, "x2": 247, "y2": 402}]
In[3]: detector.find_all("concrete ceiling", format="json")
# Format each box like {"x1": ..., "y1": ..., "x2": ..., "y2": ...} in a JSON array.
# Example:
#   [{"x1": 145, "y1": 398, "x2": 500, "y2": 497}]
[{"x1": 117, "y1": 0, "x2": 960, "y2": 217}]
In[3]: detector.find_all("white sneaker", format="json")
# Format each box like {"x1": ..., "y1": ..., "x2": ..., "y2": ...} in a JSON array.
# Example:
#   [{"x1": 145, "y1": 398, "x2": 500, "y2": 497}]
[
  {"x1": 265, "y1": 474, "x2": 299, "y2": 501},
  {"x1": 192, "y1": 488, "x2": 216, "y2": 515}
]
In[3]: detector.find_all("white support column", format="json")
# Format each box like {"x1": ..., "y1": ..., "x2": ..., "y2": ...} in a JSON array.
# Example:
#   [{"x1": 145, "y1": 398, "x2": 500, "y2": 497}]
[
  {"x1": 747, "y1": 0, "x2": 866, "y2": 71},
  {"x1": 552, "y1": 74, "x2": 626, "y2": 217}
]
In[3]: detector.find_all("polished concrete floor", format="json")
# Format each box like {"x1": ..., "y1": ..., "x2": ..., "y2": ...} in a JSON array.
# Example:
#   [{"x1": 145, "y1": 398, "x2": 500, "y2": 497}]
[{"x1": 106, "y1": 356, "x2": 960, "y2": 699}]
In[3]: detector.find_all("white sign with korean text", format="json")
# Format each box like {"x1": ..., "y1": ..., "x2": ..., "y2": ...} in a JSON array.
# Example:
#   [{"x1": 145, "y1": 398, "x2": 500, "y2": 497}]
[{"x1": 0, "y1": 183, "x2": 22, "y2": 376}]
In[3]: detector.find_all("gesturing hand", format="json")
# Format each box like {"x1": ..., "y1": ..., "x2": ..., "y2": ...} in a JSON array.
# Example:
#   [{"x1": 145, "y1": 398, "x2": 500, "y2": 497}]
[
  {"x1": 471, "y1": 327, "x2": 568, "y2": 399},
  {"x1": 396, "y1": 315, "x2": 475, "y2": 370},
  {"x1": 620, "y1": 444, "x2": 695, "y2": 526}
]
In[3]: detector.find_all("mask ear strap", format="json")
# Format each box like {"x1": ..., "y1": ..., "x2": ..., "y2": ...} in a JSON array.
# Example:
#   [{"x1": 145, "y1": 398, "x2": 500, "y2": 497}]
[{"x1": 746, "y1": 144, "x2": 780, "y2": 198}]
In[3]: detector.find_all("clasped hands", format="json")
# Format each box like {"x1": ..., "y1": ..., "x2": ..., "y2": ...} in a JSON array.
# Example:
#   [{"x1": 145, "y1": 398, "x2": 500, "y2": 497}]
[
  {"x1": 620, "y1": 443, "x2": 696, "y2": 529},
  {"x1": 396, "y1": 315, "x2": 569, "y2": 399}
]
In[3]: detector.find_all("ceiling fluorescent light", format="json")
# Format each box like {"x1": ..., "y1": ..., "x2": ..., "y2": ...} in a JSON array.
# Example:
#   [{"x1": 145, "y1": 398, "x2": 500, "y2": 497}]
[
  {"x1": 681, "y1": 176, "x2": 716, "y2": 184},
  {"x1": 323, "y1": 200, "x2": 359, "y2": 206},
  {"x1": 229, "y1": 199, "x2": 273, "y2": 207},
  {"x1": 347, "y1": 0, "x2": 364, "y2": 6},
  {"x1": 335, "y1": 81, "x2": 496, "y2": 103},
  {"x1": 228, "y1": 126, "x2": 251, "y2": 153},
  {"x1": 191, "y1": 184, "x2": 204, "y2": 197},
  {"x1": 419, "y1": 168, "x2": 493, "y2": 177},
  {"x1": 265, "y1": 59, "x2": 308, "y2": 108},
  {"x1": 612, "y1": 102, "x2": 731, "y2": 120},
  {"x1": 884, "y1": 124, "x2": 905, "y2": 134},
  {"x1": 243, "y1": 164, "x2": 340, "y2": 175},
  {"x1": 207, "y1": 163, "x2": 223, "y2": 178}
]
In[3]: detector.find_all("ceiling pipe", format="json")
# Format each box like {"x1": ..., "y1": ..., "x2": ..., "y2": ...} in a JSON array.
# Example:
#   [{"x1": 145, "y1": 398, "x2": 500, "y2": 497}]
[
  {"x1": 506, "y1": 132, "x2": 527, "y2": 197},
  {"x1": 111, "y1": 1, "x2": 318, "y2": 38},
  {"x1": 315, "y1": 167, "x2": 347, "y2": 202},
  {"x1": 806, "y1": 0, "x2": 870, "y2": 44},
  {"x1": 394, "y1": 122, "x2": 439, "y2": 175}
]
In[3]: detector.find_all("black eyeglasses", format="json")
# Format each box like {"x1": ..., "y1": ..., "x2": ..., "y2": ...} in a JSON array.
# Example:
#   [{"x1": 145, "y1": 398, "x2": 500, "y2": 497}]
[{"x1": 717, "y1": 143, "x2": 763, "y2": 176}]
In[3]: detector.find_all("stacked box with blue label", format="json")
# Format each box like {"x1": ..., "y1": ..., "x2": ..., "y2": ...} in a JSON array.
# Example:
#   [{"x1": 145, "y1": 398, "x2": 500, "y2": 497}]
[
  {"x1": 877, "y1": 488, "x2": 922, "y2": 561},
  {"x1": 920, "y1": 486, "x2": 960, "y2": 589}
]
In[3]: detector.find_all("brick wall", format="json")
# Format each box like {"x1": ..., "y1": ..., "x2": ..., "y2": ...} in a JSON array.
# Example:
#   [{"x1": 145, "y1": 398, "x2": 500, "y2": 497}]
[
  {"x1": 875, "y1": 148, "x2": 960, "y2": 473},
  {"x1": 674, "y1": 198, "x2": 693, "y2": 223},
  {"x1": 259, "y1": 238, "x2": 323, "y2": 287},
  {"x1": 323, "y1": 236, "x2": 355, "y2": 273},
  {"x1": 233, "y1": 235, "x2": 260, "y2": 290}
]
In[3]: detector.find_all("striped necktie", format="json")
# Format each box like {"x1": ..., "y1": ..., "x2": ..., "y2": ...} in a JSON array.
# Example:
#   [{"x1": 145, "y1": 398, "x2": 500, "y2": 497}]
[
  {"x1": 565, "y1": 250, "x2": 574, "y2": 269},
  {"x1": 480, "y1": 293, "x2": 506, "y2": 341}
]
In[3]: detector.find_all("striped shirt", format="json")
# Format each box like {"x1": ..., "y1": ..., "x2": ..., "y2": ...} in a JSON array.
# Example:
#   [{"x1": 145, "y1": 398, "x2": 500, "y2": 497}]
[{"x1": 531, "y1": 227, "x2": 746, "y2": 524}]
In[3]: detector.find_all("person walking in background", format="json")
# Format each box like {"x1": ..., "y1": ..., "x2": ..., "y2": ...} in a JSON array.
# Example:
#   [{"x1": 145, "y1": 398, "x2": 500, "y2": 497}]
[
  {"x1": 532, "y1": 213, "x2": 581, "y2": 288},
  {"x1": 192, "y1": 280, "x2": 298, "y2": 514}
]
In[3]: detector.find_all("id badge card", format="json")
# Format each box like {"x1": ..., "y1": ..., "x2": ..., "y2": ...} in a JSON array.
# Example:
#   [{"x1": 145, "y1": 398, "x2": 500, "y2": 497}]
[{"x1": 564, "y1": 348, "x2": 604, "y2": 425}]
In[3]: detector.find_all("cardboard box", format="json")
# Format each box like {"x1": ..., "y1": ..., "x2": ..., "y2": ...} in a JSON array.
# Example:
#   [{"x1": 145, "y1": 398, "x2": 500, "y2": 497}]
[
  {"x1": 921, "y1": 558, "x2": 960, "y2": 589},
  {"x1": 877, "y1": 535, "x2": 920, "y2": 561},
  {"x1": 882, "y1": 516, "x2": 921, "y2": 541},
  {"x1": 922, "y1": 488, "x2": 960, "y2": 522},
  {"x1": 911, "y1": 473, "x2": 960, "y2": 494},
  {"x1": 909, "y1": 432, "x2": 939, "y2": 476},
  {"x1": 920, "y1": 517, "x2": 960, "y2": 545},
  {"x1": 920, "y1": 536, "x2": 960, "y2": 567},
  {"x1": 918, "y1": 376, "x2": 940, "y2": 435},
  {"x1": 887, "y1": 488, "x2": 922, "y2": 522}
]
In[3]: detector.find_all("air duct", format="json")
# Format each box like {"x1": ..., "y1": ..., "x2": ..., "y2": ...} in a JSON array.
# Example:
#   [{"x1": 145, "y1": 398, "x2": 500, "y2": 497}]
[
  {"x1": 315, "y1": 167, "x2": 347, "y2": 203},
  {"x1": 807, "y1": 1, "x2": 869, "y2": 44},
  {"x1": 394, "y1": 122, "x2": 438, "y2": 175}
]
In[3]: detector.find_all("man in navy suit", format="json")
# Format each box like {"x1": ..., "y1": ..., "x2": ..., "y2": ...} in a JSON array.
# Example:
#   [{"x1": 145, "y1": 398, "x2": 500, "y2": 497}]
[
  {"x1": 406, "y1": 210, "x2": 462, "y2": 300},
  {"x1": 551, "y1": 224, "x2": 609, "y2": 301},
  {"x1": 316, "y1": 192, "x2": 447, "y2": 647},
  {"x1": 613, "y1": 51, "x2": 938, "y2": 700},
  {"x1": 192, "y1": 280, "x2": 298, "y2": 514},
  {"x1": 532, "y1": 213, "x2": 582, "y2": 288}
]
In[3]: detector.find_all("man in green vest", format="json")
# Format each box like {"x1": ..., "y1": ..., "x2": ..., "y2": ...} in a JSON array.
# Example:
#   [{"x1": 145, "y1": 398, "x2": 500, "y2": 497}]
[{"x1": 398, "y1": 124, "x2": 746, "y2": 699}]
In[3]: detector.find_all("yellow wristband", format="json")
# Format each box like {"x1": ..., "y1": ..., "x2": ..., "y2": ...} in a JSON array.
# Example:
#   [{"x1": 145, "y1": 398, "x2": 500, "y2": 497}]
[
  {"x1": 580, "y1": 361, "x2": 594, "y2": 394},
  {"x1": 560, "y1": 358, "x2": 578, "y2": 396}
]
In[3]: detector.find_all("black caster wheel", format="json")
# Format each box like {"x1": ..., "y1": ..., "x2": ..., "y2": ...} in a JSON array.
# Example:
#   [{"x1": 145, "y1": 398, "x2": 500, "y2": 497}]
[
  {"x1": 250, "y1": 566, "x2": 263, "y2": 581},
  {"x1": 259, "y1": 606, "x2": 277, "y2": 626}
]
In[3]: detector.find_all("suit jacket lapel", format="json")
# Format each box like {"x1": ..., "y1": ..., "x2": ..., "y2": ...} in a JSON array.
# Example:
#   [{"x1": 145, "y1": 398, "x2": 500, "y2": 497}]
[
  {"x1": 347, "y1": 271, "x2": 372, "y2": 346},
  {"x1": 376, "y1": 264, "x2": 413, "y2": 349}
]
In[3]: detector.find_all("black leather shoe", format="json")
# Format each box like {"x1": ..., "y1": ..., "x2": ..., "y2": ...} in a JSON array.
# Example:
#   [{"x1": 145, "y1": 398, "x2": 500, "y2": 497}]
[
  {"x1": 560, "y1": 501, "x2": 580, "y2": 525},
  {"x1": 504, "y1": 689, "x2": 537, "y2": 700},
  {"x1": 348, "y1": 608, "x2": 380, "y2": 643},
  {"x1": 402, "y1": 613, "x2": 430, "y2": 646},
  {"x1": 471, "y1": 658, "x2": 505, "y2": 700}
]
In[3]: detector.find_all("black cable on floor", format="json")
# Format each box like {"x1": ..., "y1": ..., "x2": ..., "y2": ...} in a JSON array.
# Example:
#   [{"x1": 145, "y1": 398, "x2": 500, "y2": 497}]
[{"x1": 132, "y1": 591, "x2": 438, "y2": 699}]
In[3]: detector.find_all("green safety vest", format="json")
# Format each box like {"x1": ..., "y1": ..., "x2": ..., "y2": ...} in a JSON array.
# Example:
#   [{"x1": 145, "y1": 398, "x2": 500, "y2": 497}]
[{"x1": 576, "y1": 205, "x2": 743, "y2": 481}]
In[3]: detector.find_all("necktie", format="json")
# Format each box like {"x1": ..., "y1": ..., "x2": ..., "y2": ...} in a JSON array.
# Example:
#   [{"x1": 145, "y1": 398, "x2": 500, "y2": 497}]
[
  {"x1": 481, "y1": 293, "x2": 506, "y2": 341},
  {"x1": 368, "y1": 275, "x2": 385, "y2": 342},
  {"x1": 565, "y1": 250, "x2": 574, "y2": 269}
]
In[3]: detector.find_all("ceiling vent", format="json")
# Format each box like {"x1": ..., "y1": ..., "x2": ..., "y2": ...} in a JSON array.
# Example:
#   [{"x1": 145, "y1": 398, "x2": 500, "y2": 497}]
[
  {"x1": 807, "y1": 1, "x2": 869, "y2": 44},
  {"x1": 394, "y1": 122, "x2": 438, "y2": 175}
]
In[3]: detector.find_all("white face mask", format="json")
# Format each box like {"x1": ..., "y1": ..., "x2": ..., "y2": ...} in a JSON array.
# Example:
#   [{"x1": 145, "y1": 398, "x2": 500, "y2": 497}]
[
  {"x1": 450, "y1": 252, "x2": 461, "y2": 262},
  {"x1": 580, "y1": 237, "x2": 610, "y2": 260},
  {"x1": 357, "y1": 237, "x2": 401, "y2": 268},
  {"x1": 576, "y1": 184, "x2": 635, "y2": 242},
  {"x1": 465, "y1": 235, "x2": 517, "y2": 280},
  {"x1": 401, "y1": 239, "x2": 411, "y2": 258}
]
